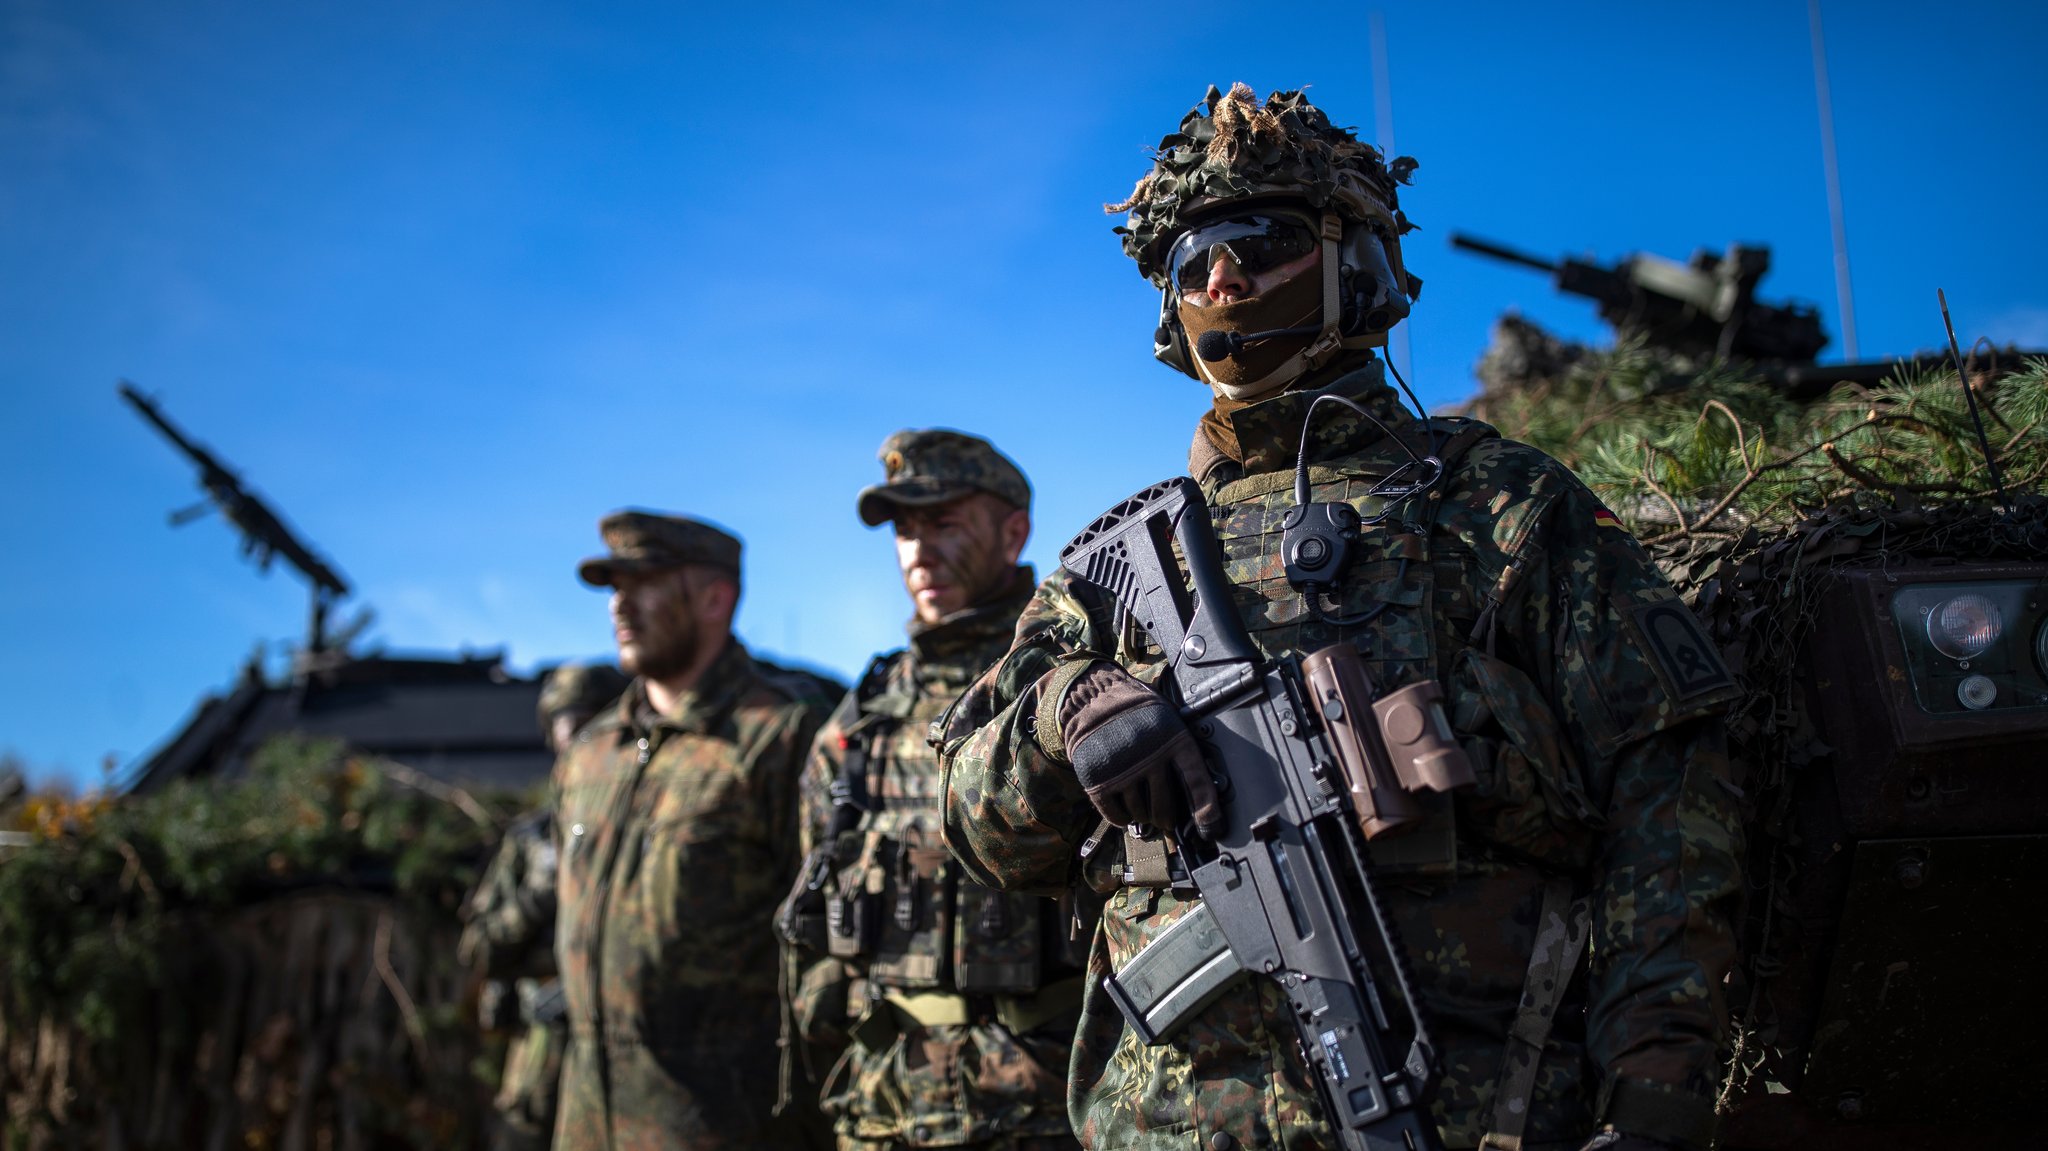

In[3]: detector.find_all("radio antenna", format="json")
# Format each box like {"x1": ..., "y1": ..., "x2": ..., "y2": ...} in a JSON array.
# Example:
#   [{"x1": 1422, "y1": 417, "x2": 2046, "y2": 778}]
[
  {"x1": 1809, "y1": 0, "x2": 1860, "y2": 359},
  {"x1": 1938, "y1": 290, "x2": 2013, "y2": 514}
]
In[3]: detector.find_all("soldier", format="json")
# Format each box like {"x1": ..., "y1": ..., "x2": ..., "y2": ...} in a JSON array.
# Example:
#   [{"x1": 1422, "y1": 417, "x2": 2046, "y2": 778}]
[
  {"x1": 462, "y1": 662, "x2": 631, "y2": 1151},
  {"x1": 554, "y1": 511, "x2": 830, "y2": 1150},
  {"x1": 777, "y1": 430, "x2": 1083, "y2": 1151},
  {"x1": 937, "y1": 85, "x2": 1743, "y2": 1151}
]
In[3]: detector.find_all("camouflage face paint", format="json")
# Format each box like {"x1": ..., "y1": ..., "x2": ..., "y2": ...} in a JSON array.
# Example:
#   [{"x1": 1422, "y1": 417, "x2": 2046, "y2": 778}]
[
  {"x1": 893, "y1": 494, "x2": 1027, "y2": 625},
  {"x1": 608, "y1": 569, "x2": 704, "y2": 681}
]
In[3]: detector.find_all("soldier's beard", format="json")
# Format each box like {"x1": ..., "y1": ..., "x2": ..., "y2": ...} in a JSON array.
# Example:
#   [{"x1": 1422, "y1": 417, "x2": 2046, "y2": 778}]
[
  {"x1": 620, "y1": 610, "x2": 701, "y2": 683},
  {"x1": 1177, "y1": 269, "x2": 1325, "y2": 402}
]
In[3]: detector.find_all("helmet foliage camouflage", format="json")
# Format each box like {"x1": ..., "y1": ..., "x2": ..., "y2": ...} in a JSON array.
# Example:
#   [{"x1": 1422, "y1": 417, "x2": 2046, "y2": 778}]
[{"x1": 1109, "y1": 84, "x2": 1418, "y2": 287}]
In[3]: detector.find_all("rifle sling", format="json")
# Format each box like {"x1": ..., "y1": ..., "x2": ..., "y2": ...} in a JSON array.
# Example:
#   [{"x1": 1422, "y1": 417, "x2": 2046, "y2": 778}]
[{"x1": 1480, "y1": 877, "x2": 1592, "y2": 1151}]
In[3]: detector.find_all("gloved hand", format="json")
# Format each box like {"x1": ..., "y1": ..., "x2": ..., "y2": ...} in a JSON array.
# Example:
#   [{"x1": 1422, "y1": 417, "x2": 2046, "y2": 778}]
[
  {"x1": 1578, "y1": 1132, "x2": 1679, "y2": 1151},
  {"x1": 1040, "y1": 660, "x2": 1223, "y2": 839}
]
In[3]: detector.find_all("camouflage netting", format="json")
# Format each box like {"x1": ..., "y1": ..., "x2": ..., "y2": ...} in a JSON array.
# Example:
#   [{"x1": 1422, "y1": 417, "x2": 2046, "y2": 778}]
[
  {"x1": 1463, "y1": 318, "x2": 2048, "y2": 1109},
  {"x1": 1107, "y1": 83, "x2": 1415, "y2": 285},
  {"x1": 1464, "y1": 316, "x2": 2048, "y2": 544},
  {"x1": 0, "y1": 737, "x2": 523, "y2": 1150}
]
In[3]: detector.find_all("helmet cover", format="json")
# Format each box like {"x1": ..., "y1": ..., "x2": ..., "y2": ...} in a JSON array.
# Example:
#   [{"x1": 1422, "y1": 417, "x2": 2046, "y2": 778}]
[{"x1": 1108, "y1": 83, "x2": 1418, "y2": 287}]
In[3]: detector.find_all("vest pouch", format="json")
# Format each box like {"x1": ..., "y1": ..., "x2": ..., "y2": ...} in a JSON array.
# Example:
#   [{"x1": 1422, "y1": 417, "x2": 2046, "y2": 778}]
[
  {"x1": 825, "y1": 887, "x2": 878, "y2": 960},
  {"x1": 866, "y1": 834, "x2": 951, "y2": 990},
  {"x1": 775, "y1": 849, "x2": 833, "y2": 955},
  {"x1": 953, "y1": 880, "x2": 1042, "y2": 995},
  {"x1": 827, "y1": 830, "x2": 889, "y2": 960},
  {"x1": 1448, "y1": 644, "x2": 1601, "y2": 870},
  {"x1": 781, "y1": 829, "x2": 866, "y2": 956}
]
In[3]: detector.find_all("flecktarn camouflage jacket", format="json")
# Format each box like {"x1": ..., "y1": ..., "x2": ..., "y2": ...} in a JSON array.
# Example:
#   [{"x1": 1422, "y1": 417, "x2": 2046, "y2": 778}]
[
  {"x1": 785, "y1": 569, "x2": 1084, "y2": 1150},
  {"x1": 939, "y1": 365, "x2": 1743, "y2": 1151},
  {"x1": 552, "y1": 638, "x2": 827, "y2": 1151}
]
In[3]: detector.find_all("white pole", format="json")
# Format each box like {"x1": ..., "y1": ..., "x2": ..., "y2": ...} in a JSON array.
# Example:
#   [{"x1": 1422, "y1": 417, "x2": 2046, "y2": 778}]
[
  {"x1": 1370, "y1": 10, "x2": 1416, "y2": 388},
  {"x1": 1809, "y1": 0, "x2": 1860, "y2": 360}
]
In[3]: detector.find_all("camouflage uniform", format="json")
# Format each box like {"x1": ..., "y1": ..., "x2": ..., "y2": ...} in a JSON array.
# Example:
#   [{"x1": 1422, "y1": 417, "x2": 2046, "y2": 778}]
[
  {"x1": 461, "y1": 810, "x2": 570, "y2": 1151},
  {"x1": 553, "y1": 642, "x2": 827, "y2": 1150},
  {"x1": 464, "y1": 663, "x2": 631, "y2": 1151},
  {"x1": 938, "y1": 89, "x2": 1742, "y2": 1151},
  {"x1": 554, "y1": 511, "x2": 833, "y2": 1150},
  {"x1": 780, "y1": 431, "x2": 1083, "y2": 1151}
]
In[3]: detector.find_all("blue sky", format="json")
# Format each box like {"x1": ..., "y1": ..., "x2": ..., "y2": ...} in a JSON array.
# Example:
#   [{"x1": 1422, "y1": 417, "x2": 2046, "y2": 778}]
[{"x1": 6, "y1": 0, "x2": 2045, "y2": 788}]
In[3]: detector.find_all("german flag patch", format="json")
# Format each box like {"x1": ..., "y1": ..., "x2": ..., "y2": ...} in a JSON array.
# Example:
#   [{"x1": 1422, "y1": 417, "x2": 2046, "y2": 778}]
[{"x1": 1593, "y1": 507, "x2": 1624, "y2": 530}]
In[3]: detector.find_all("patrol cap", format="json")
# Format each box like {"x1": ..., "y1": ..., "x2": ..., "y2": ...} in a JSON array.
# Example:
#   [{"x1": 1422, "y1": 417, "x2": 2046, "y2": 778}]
[
  {"x1": 577, "y1": 509, "x2": 742, "y2": 587},
  {"x1": 855, "y1": 429, "x2": 1032, "y2": 527},
  {"x1": 535, "y1": 661, "x2": 630, "y2": 729}
]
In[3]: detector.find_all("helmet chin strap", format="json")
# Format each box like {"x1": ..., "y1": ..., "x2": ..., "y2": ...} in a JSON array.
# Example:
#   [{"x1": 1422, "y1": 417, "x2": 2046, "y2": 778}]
[{"x1": 1195, "y1": 211, "x2": 1386, "y2": 402}]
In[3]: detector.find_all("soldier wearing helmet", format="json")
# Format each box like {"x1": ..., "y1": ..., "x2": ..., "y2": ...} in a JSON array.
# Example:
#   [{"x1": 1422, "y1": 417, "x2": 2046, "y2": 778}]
[{"x1": 940, "y1": 85, "x2": 1743, "y2": 1151}]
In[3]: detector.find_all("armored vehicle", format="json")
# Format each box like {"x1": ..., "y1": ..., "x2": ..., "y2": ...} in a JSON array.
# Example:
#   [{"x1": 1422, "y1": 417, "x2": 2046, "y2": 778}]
[{"x1": 1453, "y1": 239, "x2": 2048, "y2": 1147}]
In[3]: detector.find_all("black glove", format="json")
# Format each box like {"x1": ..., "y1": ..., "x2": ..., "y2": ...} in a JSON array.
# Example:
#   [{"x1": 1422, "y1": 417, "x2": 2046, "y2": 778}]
[{"x1": 1045, "y1": 661, "x2": 1222, "y2": 839}]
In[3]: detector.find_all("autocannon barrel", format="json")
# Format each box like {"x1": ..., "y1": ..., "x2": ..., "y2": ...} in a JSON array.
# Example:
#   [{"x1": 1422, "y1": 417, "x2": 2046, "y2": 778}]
[{"x1": 1449, "y1": 232, "x2": 1559, "y2": 276}]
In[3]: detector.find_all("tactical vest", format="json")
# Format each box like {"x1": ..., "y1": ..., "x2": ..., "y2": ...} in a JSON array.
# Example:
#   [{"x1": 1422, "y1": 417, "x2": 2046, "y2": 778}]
[
  {"x1": 1168, "y1": 413, "x2": 1607, "y2": 879},
  {"x1": 1176, "y1": 410, "x2": 1604, "y2": 1146},
  {"x1": 812, "y1": 650, "x2": 1073, "y2": 1001}
]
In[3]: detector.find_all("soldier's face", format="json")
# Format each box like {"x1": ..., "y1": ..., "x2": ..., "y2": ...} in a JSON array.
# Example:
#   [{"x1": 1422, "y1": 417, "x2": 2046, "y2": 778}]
[
  {"x1": 1180, "y1": 244, "x2": 1320, "y2": 309},
  {"x1": 893, "y1": 494, "x2": 1029, "y2": 625},
  {"x1": 609, "y1": 567, "x2": 723, "y2": 681}
]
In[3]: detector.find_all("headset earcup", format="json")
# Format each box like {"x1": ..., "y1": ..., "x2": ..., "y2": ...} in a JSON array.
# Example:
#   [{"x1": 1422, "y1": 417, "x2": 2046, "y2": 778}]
[{"x1": 1154, "y1": 290, "x2": 1200, "y2": 379}]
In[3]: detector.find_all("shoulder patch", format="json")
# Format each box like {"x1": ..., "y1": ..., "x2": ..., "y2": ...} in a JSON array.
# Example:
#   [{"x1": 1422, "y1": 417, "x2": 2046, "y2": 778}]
[
  {"x1": 1628, "y1": 599, "x2": 1733, "y2": 699},
  {"x1": 1593, "y1": 507, "x2": 1623, "y2": 530}
]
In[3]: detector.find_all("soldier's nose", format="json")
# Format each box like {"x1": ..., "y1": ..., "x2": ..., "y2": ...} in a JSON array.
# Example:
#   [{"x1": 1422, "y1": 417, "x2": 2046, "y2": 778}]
[{"x1": 1207, "y1": 253, "x2": 1251, "y2": 303}]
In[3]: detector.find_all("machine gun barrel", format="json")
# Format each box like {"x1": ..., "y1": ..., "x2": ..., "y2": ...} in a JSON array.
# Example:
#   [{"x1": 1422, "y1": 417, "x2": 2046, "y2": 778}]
[
  {"x1": 118, "y1": 381, "x2": 350, "y2": 601},
  {"x1": 1449, "y1": 232, "x2": 1559, "y2": 276},
  {"x1": 119, "y1": 382, "x2": 219, "y2": 471}
]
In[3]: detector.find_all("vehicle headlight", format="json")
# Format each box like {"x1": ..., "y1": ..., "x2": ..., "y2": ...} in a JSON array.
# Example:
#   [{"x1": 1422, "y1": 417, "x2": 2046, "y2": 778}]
[
  {"x1": 1926, "y1": 593, "x2": 2003, "y2": 661},
  {"x1": 1957, "y1": 674, "x2": 1999, "y2": 710}
]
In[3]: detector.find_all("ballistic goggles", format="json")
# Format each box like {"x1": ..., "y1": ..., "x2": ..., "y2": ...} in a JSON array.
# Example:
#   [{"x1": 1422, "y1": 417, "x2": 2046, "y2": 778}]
[{"x1": 1167, "y1": 215, "x2": 1320, "y2": 294}]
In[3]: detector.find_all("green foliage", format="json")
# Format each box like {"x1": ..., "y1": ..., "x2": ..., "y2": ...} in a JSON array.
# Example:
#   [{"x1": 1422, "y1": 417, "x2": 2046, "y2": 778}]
[
  {"x1": 0, "y1": 737, "x2": 509, "y2": 1048},
  {"x1": 1466, "y1": 339, "x2": 2048, "y2": 541}
]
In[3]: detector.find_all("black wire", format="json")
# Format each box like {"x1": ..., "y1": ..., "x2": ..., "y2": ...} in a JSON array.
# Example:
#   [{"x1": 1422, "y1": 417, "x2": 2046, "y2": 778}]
[
  {"x1": 1383, "y1": 354, "x2": 1446, "y2": 463},
  {"x1": 1315, "y1": 598, "x2": 1390, "y2": 629},
  {"x1": 1291, "y1": 392, "x2": 1440, "y2": 510}
]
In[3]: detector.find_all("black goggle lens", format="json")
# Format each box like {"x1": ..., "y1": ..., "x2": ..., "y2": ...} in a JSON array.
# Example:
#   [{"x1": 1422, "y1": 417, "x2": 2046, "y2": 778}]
[{"x1": 1169, "y1": 216, "x2": 1318, "y2": 291}]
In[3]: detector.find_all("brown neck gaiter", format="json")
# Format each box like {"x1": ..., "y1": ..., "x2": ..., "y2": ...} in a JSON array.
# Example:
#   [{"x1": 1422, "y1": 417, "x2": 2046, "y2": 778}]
[
  {"x1": 1198, "y1": 394, "x2": 1253, "y2": 462},
  {"x1": 1177, "y1": 265, "x2": 1325, "y2": 396}
]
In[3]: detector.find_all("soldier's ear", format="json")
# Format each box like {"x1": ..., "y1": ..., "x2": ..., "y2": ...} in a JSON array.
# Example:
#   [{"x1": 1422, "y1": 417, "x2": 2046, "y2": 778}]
[
  {"x1": 999, "y1": 506, "x2": 1031, "y2": 566},
  {"x1": 687, "y1": 568, "x2": 741, "y2": 627}
]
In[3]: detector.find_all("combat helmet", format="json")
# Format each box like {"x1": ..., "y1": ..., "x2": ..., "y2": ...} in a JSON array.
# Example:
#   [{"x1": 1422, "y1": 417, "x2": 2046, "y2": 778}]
[{"x1": 1110, "y1": 84, "x2": 1420, "y2": 394}]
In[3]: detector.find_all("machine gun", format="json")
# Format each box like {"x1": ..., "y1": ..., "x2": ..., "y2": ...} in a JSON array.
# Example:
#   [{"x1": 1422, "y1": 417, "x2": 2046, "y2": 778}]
[
  {"x1": 1060, "y1": 475, "x2": 1467, "y2": 1151},
  {"x1": 1451, "y1": 233, "x2": 1830, "y2": 365},
  {"x1": 119, "y1": 382, "x2": 356, "y2": 653}
]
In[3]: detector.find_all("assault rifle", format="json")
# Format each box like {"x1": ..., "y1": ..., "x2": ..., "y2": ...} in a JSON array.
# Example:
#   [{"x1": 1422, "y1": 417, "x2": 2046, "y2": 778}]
[{"x1": 1061, "y1": 476, "x2": 1466, "y2": 1151}]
